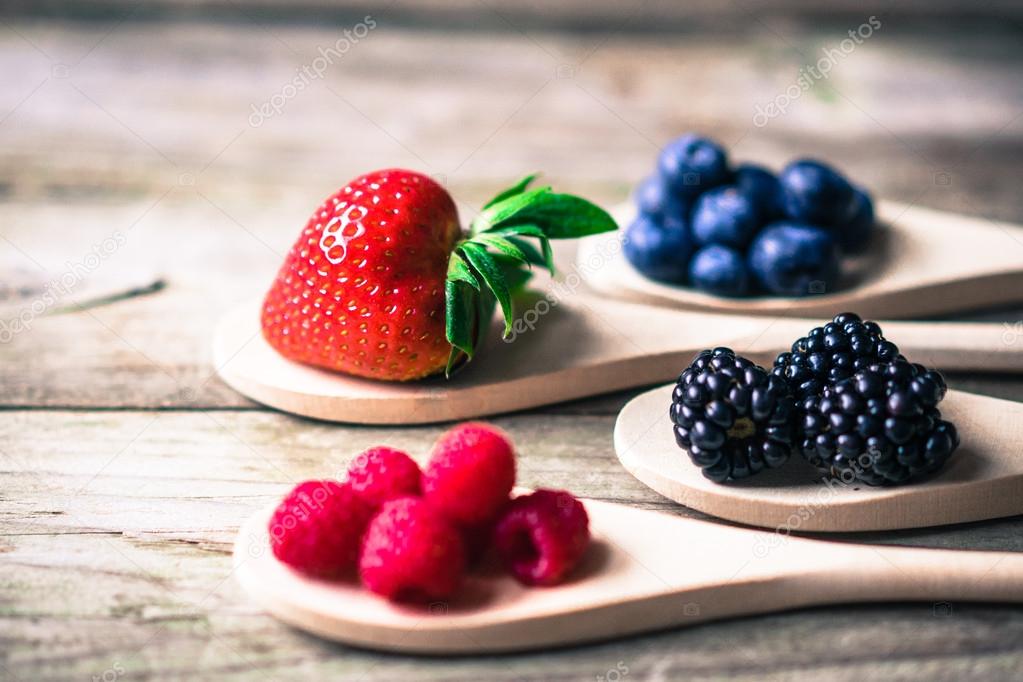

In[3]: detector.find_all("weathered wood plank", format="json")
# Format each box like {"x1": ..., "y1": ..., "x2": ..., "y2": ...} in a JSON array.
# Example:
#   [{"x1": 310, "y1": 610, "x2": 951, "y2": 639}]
[{"x1": 0, "y1": 18, "x2": 1020, "y2": 218}]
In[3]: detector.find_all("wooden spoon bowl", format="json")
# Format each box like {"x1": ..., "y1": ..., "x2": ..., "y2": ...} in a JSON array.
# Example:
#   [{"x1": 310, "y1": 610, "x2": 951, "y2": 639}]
[
  {"x1": 215, "y1": 294, "x2": 1023, "y2": 424},
  {"x1": 578, "y1": 201, "x2": 1023, "y2": 318},
  {"x1": 614, "y1": 386, "x2": 1023, "y2": 532}
]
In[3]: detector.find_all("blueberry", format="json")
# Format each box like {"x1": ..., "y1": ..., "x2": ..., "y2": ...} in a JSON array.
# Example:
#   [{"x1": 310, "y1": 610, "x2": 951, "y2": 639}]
[
  {"x1": 748, "y1": 222, "x2": 840, "y2": 296},
  {"x1": 691, "y1": 186, "x2": 760, "y2": 248},
  {"x1": 780, "y1": 159, "x2": 855, "y2": 226},
  {"x1": 734, "y1": 163, "x2": 783, "y2": 220},
  {"x1": 689, "y1": 244, "x2": 750, "y2": 297},
  {"x1": 657, "y1": 134, "x2": 730, "y2": 199},
  {"x1": 622, "y1": 214, "x2": 692, "y2": 283},
  {"x1": 837, "y1": 187, "x2": 875, "y2": 253},
  {"x1": 634, "y1": 175, "x2": 691, "y2": 222}
]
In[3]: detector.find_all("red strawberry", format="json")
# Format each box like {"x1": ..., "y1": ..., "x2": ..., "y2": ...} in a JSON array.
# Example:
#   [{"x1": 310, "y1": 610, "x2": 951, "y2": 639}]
[
  {"x1": 262, "y1": 170, "x2": 459, "y2": 381},
  {"x1": 262, "y1": 169, "x2": 616, "y2": 382}
]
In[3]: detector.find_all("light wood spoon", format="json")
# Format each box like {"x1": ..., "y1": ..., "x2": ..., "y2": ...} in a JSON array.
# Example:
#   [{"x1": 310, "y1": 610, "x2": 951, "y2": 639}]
[
  {"x1": 234, "y1": 496, "x2": 1023, "y2": 654},
  {"x1": 214, "y1": 293, "x2": 1023, "y2": 424},
  {"x1": 578, "y1": 201, "x2": 1023, "y2": 318},
  {"x1": 615, "y1": 385, "x2": 1023, "y2": 532}
]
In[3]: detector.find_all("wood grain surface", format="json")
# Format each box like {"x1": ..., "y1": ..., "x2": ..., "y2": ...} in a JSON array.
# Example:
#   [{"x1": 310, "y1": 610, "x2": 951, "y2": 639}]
[{"x1": 2, "y1": 5, "x2": 1023, "y2": 680}]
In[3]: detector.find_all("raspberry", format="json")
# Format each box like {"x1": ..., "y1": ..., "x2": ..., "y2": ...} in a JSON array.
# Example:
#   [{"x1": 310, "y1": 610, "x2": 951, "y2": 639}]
[
  {"x1": 494, "y1": 489, "x2": 590, "y2": 586},
  {"x1": 347, "y1": 446, "x2": 421, "y2": 508},
  {"x1": 422, "y1": 422, "x2": 516, "y2": 526},
  {"x1": 268, "y1": 480, "x2": 373, "y2": 578},
  {"x1": 359, "y1": 497, "x2": 466, "y2": 602}
]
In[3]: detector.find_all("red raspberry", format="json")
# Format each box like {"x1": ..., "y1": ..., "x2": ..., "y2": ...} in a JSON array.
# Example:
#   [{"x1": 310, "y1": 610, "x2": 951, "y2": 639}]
[
  {"x1": 268, "y1": 480, "x2": 373, "y2": 578},
  {"x1": 347, "y1": 446, "x2": 421, "y2": 509},
  {"x1": 494, "y1": 489, "x2": 590, "y2": 586},
  {"x1": 359, "y1": 497, "x2": 466, "y2": 602},
  {"x1": 422, "y1": 422, "x2": 516, "y2": 526}
]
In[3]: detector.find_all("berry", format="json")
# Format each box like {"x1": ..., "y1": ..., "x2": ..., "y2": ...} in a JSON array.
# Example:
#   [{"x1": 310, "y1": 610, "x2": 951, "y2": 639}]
[
  {"x1": 748, "y1": 222, "x2": 839, "y2": 296},
  {"x1": 691, "y1": 186, "x2": 760, "y2": 248},
  {"x1": 359, "y1": 497, "x2": 466, "y2": 601},
  {"x1": 423, "y1": 422, "x2": 516, "y2": 526},
  {"x1": 623, "y1": 214, "x2": 692, "y2": 284},
  {"x1": 689, "y1": 244, "x2": 750, "y2": 297},
  {"x1": 261, "y1": 169, "x2": 460, "y2": 382},
  {"x1": 347, "y1": 446, "x2": 421, "y2": 509},
  {"x1": 494, "y1": 489, "x2": 590, "y2": 586},
  {"x1": 798, "y1": 360, "x2": 958, "y2": 485},
  {"x1": 780, "y1": 159, "x2": 855, "y2": 226},
  {"x1": 269, "y1": 481, "x2": 373, "y2": 578},
  {"x1": 772, "y1": 312, "x2": 901, "y2": 399},
  {"x1": 670, "y1": 348, "x2": 796, "y2": 482},
  {"x1": 837, "y1": 187, "x2": 875, "y2": 253},
  {"x1": 261, "y1": 171, "x2": 617, "y2": 382},
  {"x1": 734, "y1": 163, "x2": 783, "y2": 221},
  {"x1": 657, "y1": 134, "x2": 730, "y2": 199},
  {"x1": 634, "y1": 175, "x2": 691, "y2": 222}
]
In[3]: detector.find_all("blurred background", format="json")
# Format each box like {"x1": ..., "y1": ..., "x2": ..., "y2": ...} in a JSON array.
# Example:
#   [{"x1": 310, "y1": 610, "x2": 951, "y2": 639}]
[{"x1": 2, "y1": 0, "x2": 1022, "y2": 403}]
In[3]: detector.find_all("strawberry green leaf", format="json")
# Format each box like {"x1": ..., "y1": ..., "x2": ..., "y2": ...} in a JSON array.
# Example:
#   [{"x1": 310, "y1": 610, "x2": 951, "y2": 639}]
[
  {"x1": 471, "y1": 186, "x2": 552, "y2": 234},
  {"x1": 444, "y1": 279, "x2": 477, "y2": 377},
  {"x1": 540, "y1": 236, "x2": 555, "y2": 274},
  {"x1": 447, "y1": 251, "x2": 480, "y2": 290},
  {"x1": 505, "y1": 235, "x2": 553, "y2": 276},
  {"x1": 444, "y1": 176, "x2": 616, "y2": 377},
  {"x1": 507, "y1": 193, "x2": 618, "y2": 239},
  {"x1": 490, "y1": 223, "x2": 545, "y2": 238},
  {"x1": 471, "y1": 233, "x2": 529, "y2": 265},
  {"x1": 474, "y1": 188, "x2": 617, "y2": 240},
  {"x1": 481, "y1": 173, "x2": 539, "y2": 210},
  {"x1": 460, "y1": 242, "x2": 514, "y2": 337}
]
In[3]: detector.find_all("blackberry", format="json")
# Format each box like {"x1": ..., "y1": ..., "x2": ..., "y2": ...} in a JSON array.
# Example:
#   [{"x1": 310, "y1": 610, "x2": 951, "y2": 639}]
[
  {"x1": 670, "y1": 348, "x2": 796, "y2": 483},
  {"x1": 799, "y1": 359, "x2": 959, "y2": 486},
  {"x1": 772, "y1": 312, "x2": 901, "y2": 399}
]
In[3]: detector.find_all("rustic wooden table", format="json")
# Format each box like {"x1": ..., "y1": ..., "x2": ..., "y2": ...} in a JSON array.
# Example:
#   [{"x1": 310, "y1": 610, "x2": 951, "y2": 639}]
[{"x1": 3, "y1": 5, "x2": 1023, "y2": 680}]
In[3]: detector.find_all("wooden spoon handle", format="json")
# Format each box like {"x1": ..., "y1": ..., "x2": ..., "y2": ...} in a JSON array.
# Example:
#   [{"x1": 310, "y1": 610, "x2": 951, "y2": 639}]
[
  {"x1": 739, "y1": 318, "x2": 1023, "y2": 373},
  {"x1": 818, "y1": 543, "x2": 1023, "y2": 604}
]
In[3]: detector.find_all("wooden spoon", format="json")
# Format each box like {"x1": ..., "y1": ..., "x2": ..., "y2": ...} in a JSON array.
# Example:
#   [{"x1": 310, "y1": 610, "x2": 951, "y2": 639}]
[
  {"x1": 615, "y1": 385, "x2": 1023, "y2": 532},
  {"x1": 214, "y1": 294, "x2": 1023, "y2": 424},
  {"x1": 234, "y1": 496, "x2": 1023, "y2": 654},
  {"x1": 578, "y1": 201, "x2": 1023, "y2": 319}
]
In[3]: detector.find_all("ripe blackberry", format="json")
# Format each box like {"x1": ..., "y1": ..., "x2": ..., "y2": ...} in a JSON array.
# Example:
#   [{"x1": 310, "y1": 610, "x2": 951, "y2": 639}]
[
  {"x1": 799, "y1": 359, "x2": 959, "y2": 486},
  {"x1": 670, "y1": 348, "x2": 796, "y2": 482},
  {"x1": 772, "y1": 312, "x2": 901, "y2": 399}
]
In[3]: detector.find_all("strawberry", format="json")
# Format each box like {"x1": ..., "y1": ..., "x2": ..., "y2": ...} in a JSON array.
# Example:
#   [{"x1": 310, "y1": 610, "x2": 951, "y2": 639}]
[{"x1": 261, "y1": 169, "x2": 616, "y2": 381}]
